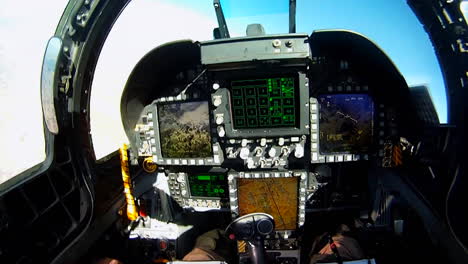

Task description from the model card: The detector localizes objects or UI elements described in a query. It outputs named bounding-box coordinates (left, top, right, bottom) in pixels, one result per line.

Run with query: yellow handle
left=119, top=144, right=139, bottom=221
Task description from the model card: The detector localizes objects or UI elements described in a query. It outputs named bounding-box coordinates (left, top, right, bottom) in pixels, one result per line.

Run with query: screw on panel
left=272, top=39, right=282, bottom=48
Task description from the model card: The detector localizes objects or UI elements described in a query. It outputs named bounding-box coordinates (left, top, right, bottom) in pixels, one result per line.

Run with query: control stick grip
left=248, top=239, right=266, bottom=264
left=225, top=213, right=274, bottom=264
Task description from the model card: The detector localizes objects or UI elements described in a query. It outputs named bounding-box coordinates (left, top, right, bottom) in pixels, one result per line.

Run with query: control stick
left=225, top=213, right=275, bottom=264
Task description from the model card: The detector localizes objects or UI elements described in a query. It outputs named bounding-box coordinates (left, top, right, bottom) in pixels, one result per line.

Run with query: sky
left=222, top=0, right=449, bottom=125
left=1, top=0, right=466, bottom=183
left=0, top=0, right=69, bottom=184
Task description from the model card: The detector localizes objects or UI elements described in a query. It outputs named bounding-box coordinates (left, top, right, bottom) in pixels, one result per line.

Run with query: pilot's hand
left=183, top=247, right=216, bottom=261
left=183, top=229, right=234, bottom=261
left=94, top=257, right=123, bottom=264
left=310, top=234, right=365, bottom=264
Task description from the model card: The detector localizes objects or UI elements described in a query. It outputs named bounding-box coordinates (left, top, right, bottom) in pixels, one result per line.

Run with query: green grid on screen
left=231, top=77, right=296, bottom=129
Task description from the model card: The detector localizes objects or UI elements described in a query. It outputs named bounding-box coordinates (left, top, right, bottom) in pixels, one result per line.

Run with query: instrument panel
left=128, top=32, right=408, bottom=235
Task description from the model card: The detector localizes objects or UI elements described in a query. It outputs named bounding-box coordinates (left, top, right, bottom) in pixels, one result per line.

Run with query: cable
left=179, top=68, right=207, bottom=95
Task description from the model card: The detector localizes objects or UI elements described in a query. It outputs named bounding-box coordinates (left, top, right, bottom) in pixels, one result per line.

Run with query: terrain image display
left=318, top=94, right=374, bottom=154
left=158, top=101, right=213, bottom=158
left=237, top=177, right=298, bottom=230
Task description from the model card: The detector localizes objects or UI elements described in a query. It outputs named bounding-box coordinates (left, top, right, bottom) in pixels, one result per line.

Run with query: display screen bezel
left=317, top=93, right=375, bottom=155
left=149, top=99, right=222, bottom=166
left=211, top=70, right=310, bottom=138
left=156, top=100, right=214, bottom=159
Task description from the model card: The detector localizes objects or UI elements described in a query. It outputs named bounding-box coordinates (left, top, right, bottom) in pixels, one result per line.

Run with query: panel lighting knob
left=247, top=159, right=256, bottom=169
left=294, top=144, right=304, bottom=158
left=215, top=115, right=224, bottom=125
left=268, top=147, right=277, bottom=158
left=213, top=96, right=222, bottom=107
left=177, top=175, right=185, bottom=183
left=239, top=147, right=250, bottom=160
left=217, top=126, right=226, bottom=137
left=241, top=139, right=248, bottom=147
left=278, top=137, right=285, bottom=146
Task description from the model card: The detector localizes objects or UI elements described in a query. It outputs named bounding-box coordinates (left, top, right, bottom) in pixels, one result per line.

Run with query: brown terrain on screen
left=237, top=177, right=298, bottom=230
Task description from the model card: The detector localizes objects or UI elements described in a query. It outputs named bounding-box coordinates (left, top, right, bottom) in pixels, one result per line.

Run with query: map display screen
left=188, top=174, right=228, bottom=198
left=318, top=94, right=374, bottom=154
left=158, top=101, right=213, bottom=158
left=237, top=177, right=298, bottom=230
left=230, top=76, right=298, bottom=129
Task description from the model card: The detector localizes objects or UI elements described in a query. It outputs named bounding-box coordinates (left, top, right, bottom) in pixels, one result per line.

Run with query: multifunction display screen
left=158, top=101, right=213, bottom=158
left=318, top=94, right=374, bottom=154
left=237, top=177, right=298, bottom=230
left=230, top=76, right=298, bottom=129
left=188, top=174, right=228, bottom=198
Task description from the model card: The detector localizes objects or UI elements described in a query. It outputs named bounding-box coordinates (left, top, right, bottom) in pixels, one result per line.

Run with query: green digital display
left=230, top=76, right=298, bottom=129
left=188, top=174, right=228, bottom=198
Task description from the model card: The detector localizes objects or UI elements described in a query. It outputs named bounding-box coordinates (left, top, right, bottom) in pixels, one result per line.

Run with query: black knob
left=257, top=219, right=274, bottom=235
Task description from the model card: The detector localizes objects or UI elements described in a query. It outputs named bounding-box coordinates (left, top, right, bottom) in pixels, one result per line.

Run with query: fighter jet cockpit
left=109, top=1, right=460, bottom=264
left=0, top=1, right=467, bottom=264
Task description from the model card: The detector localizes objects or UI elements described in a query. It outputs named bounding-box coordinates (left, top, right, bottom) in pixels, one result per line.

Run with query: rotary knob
left=213, top=96, right=222, bottom=107
left=215, top=115, right=224, bottom=124
left=294, top=144, right=304, bottom=158
left=247, top=159, right=256, bottom=169
left=239, top=147, right=250, bottom=160
left=268, top=147, right=277, bottom=158
left=217, top=126, right=226, bottom=137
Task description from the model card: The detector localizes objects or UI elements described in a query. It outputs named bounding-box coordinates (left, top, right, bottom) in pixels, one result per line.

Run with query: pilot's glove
left=309, top=225, right=365, bottom=264
left=310, top=234, right=365, bottom=264
left=93, top=257, right=124, bottom=264
left=183, top=229, right=234, bottom=261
